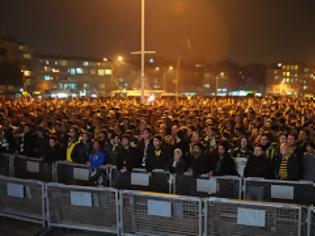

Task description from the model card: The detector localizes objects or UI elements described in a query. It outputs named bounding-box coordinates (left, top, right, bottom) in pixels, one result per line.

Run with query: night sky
left=1, top=0, right=315, bottom=65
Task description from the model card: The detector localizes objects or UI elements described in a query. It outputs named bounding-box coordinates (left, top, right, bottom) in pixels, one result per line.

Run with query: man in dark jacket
left=274, top=143, right=302, bottom=181
left=146, top=135, right=170, bottom=173
left=44, top=136, right=64, bottom=163
left=18, top=124, right=36, bottom=157
left=116, top=134, right=140, bottom=172
left=244, top=145, right=273, bottom=179
left=188, top=143, right=211, bottom=177
left=210, top=142, right=237, bottom=176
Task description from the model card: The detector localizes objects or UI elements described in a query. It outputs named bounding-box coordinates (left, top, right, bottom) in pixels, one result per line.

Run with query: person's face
left=280, top=144, right=289, bottom=156
left=49, top=139, right=56, bottom=148
left=306, top=145, right=314, bottom=154
left=298, top=131, right=306, bottom=141
left=82, top=133, right=89, bottom=142
left=193, top=145, right=201, bottom=156
left=191, top=131, right=199, bottom=143
left=253, top=146, right=263, bottom=157
left=287, top=135, right=296, bottom=146
left=240, top=138, right=248, bottom=149
left=153, top=138, right=161, bottom=148
left=260, top=136, right=268, bottom=146
left=279, top=135, right=287, bottom=144
left=68, top=128, right=77, bottom=138
left=142, top=130, right=151, bottom=140
left=218, top=145, right=225, bottom=156
left=122, top=137, right=130, bottom=147
left=171, top=126, right=178, bottom=136
left=93, top=141, right=100, bottom=150
left=24, top=126, right=30, bottom=133
left=174, top=149, right=181, bottom=161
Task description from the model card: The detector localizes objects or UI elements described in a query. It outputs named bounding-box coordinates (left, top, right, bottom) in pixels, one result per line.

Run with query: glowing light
left=169, top=66, right=174, bottom=71
left=155, top=67, right=160, bottom=71
left=148, top=94, right=155, bottom=103
left=117, top=56, right=124, bottom=62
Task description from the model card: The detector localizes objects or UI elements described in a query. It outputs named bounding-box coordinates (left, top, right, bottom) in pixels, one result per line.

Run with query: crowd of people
left=0, top=96, right=314, bottom=183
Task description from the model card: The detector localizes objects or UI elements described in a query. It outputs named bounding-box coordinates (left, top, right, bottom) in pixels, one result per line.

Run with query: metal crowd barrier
left=205, top=197, right=308, bottom=236
left=0, top=175, right=45, bottom=226
left=54, top=161, right=109, bottom=186
left=174, top=174, right=241, bottom=198
left=114, top=168, right=171, bottom=193
left=120, top=190, right=202, bottom=236
left=13, top=155, right=53, bottom=182
left=0, top=153, right=14, bottom=176
left=46, top=183, right=119, bottom=234
left=309, top=208, right=315, bottom=236
left=244, top=178, right=314, bottom=205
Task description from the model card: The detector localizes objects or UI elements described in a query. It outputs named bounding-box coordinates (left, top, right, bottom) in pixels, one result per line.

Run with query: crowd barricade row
left=13, top=155, right=53, bottom=182
left=46, top=183, right=119, bottom=234
left=174, top=174, right=241, bottom=199
left=54, top=161, right=110, bottom=186
left=204, top=197, right=308, bottom=236
left=0, top=175, right=45, bottom=227
left=119, top=190, right=202, bottom=236
left=309, top=208, right=315, bottom=236
left=244, top=177, right=315, bottom=205
left=0, top=153, right=14, bottom=177
left=114, top=168, right=172, bottom=194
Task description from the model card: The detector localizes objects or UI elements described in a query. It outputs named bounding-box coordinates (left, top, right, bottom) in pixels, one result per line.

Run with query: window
left=76, top=68, right=84, bottom=74
left=83, top=61, right=89, bottom=66
left=98, top=69, right=106, bottom=76
left=23, top=53, right=32, bottom=59
left=60, top=60, right=68, bottom=66
left=105, top=69, right=112, bottom=75
left=43, top=75, right=53, bottom=81
left=68, top=68, right=76, bottom=75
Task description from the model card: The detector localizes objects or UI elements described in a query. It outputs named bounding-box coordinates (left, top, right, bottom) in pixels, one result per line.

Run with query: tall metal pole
left=141, top=0, right=145, bottom=103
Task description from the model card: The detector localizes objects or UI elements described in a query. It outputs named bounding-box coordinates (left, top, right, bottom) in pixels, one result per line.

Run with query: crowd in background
left=0, top=96, right=314, bottom=183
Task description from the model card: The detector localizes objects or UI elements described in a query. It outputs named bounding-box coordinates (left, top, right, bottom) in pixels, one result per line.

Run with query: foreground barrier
left=13, top=155, right=53, bottom=182
left=0, top=153, right=13, bottom=176
left=205, top=197, right=308, bottom=236
left=174, top=175, right=241, bottom=198
left=120, top=190, right=202, bottom=236
left=46, top=183, right=119, bottom=234
left=0, top=175, right=45, bottom=226
left=309, top=208, right=315, bottom=236
left=114, top=168, right=171, bottom=193
left=244, top=178, right=314, bottom=205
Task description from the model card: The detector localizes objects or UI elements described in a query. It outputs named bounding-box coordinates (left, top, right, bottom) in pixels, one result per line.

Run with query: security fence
left=14, top=155, right=53, bottom=182
left=46, top=183, right=119, bottom=234
left=205, top=197, right=308, bottom=236
left=244, top=178, right=314, bottom=205
left=0, top=153, right=13, bottom=176
left=0, top=175, right=45, bottom=226
left=309, top=208, right=315, bottom=236
left=120, top=190, right=202, bottom=236
left=174, top=175, right=241, bottom=198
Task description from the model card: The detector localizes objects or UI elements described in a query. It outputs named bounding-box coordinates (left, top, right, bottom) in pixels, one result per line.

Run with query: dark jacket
left=244, top=155, right=273, bottom=179
left=210, top=153, right=238, bottom=176
left=71, top=141, right=90, bottom=164
left=116, top=146, right=140, bottom=171
left=19, top=132, right=36, bottom=157
left=169, top=158, right=187, bottom=175
left=146, top=146, right=170, bottom=172
left=188, top=153, right=211, bottom=176
left=274, top=153, right=302, bottom=181
left=44, top=144, right=64, bottom=163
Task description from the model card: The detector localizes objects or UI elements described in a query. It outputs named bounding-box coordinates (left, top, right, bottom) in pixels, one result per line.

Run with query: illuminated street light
left=117, top=56, right=124, bottom=62
left=103, top=57, right=108, bottom=62
left=155, top=67, right=160, bottom=71
left=169, top=66, right=174, bottom=71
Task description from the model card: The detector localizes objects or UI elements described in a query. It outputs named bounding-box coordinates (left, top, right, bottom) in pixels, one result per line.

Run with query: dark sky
left=1, top=0, right=315, bottom=65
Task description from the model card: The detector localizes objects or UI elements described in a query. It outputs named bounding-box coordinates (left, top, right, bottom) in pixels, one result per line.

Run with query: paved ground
left=0, top=217, right=116, bottom=236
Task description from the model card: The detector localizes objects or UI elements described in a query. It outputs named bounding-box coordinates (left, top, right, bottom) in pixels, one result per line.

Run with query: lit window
left=303, top=85, right=308, bottom=90
left=60, top=60, right=68, bottom=66
left=68, top=68, right=76, bottom=75
left=105, top=69, right=112, bottom=75
left=286, top=72, right=290, bottom=76
left=76, top=68, right=84, bottom=74
left=282, top=72, right=286, bottom=76
left=286, top=78, right=290, bottom=83
left=204, top=84, right=210, bottom=88
left=52, top=68, right=60, bottom=73
left=43, top=75, right=53, bottom=81
left=91, top=69, right=96, bottom=75
left=295, top=65, right=298, bottom=70
left=24, top=70, right=31, bottom=76
left=23, top=54, right=32, bottom=59
left=98, top=69, right=106, bottom=76
left=44, top=66, right=51, bottom=72
left=83, top=61, right=89, bottom=66
left=99, top=84, right=106, bottom=89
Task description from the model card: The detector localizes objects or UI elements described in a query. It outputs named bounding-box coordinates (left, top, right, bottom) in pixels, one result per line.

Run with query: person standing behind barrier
left=18, top=124, right=36, bottom=157
left=44, top=136, right=64, bottom=163
left=146, top=135, right=170, bottom=174
left=302, top=142, right=315, bottom=182
left=244, top=145, right=273, bottom=179
left=137, top=128, right=153, bottom=168
left=209, top=142, right=237, bottom=176
left=274, top=143, right=302, bottom=181
left=66, top=126, right=81, bottom=163
left=187, top=143, right=211, bottom=177
left=169, top=148, right=187, bottom=175
left=260, top=133, right=278, bottom=163
left=73, top=130, right=91, bottom=164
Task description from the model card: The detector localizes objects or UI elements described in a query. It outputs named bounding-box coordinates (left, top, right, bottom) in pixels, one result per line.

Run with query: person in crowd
left=73, top=130, right=92, bottom=164
left=87, top=140, right=106, bottom=169
left=18, top=123, right=36, bottom=157
left=146, top=135, right=170, bottom=173
left=302, top=141, right=315, bottom=182
left=116, top=134, right=140, bottom=172
left=66, top=126, right=82, bottom=163
left=287, top=133, right=304, bottom=158
left=209, top=142, right=237, bottom=176
left=187, top=143, right=211, bottom=177
left=34, top=127, right=49, bottom=159
left=274, top=143, right=302, bottom=181
left=137, top=127, right=153, bottom=168
left=232, top=136, right=252, bottom=158
left=169, top=148, right=187, bottom=175
left=44, top=136, right=64, bottom=163
left=244, top=145, right=273, bottom=179
left=260, top=132, right=278, bottom=162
